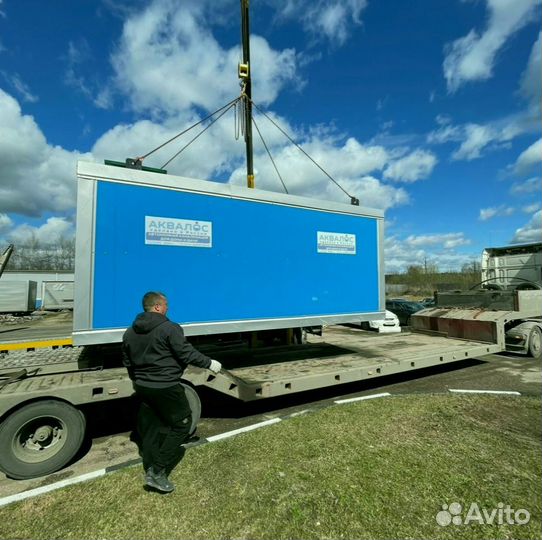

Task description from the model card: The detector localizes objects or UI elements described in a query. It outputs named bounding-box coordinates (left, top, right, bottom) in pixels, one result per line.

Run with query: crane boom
left=0, top=244, right=14, bottom=279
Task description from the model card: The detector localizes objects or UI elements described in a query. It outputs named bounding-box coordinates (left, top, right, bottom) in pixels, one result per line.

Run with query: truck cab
left=481, top=242, right=542, bottom=290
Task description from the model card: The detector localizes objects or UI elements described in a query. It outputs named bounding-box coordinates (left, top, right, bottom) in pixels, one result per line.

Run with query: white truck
left=481, top=242, right=542, bottom=290
left=477, top=242, right=542, bottom=360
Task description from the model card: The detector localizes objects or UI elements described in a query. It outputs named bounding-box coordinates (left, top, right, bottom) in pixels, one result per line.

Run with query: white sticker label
left=145, top=216, right=212, bottom=248
left=317, top=231, right=356, bottom=255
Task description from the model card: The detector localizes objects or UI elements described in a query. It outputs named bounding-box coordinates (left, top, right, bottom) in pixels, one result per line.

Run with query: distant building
left=2, top=271, right=74, bottom=306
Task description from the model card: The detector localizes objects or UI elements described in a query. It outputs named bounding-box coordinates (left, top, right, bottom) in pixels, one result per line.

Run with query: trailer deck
left=187, top=327, right=502, bottom=400
left=1, top=325, right=502, bottom=409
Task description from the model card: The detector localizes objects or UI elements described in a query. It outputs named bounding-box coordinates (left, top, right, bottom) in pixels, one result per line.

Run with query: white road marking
left=449, top=389, right=521, bottom=395
left=287, top=409, right=310, bottom=418
left=0, top=418, right=282, bottom=508
left=334, top=392, right=391, bottom=404
left=0, top=469, right=105, bottom=508
left=0, top=386, right=525, bottom=508
left=206, top=418, right=282, bottom=442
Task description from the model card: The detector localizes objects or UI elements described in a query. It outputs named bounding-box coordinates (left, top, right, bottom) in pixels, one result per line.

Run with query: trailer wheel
left=528, top=327, right=542, bottom=361
left=181, top=383, right=201, bottom=435
left=0, top=400, right=86, bottom=480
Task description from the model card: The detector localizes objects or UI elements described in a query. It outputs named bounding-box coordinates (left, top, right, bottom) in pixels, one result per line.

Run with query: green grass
left=0, top=394, right=540, bottom=540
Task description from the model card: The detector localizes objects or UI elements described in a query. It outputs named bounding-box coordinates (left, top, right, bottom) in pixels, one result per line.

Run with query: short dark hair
left=142, top=291, right=166, bottom=312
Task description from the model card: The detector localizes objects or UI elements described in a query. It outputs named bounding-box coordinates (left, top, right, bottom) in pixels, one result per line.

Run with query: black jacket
left=122, top=312, right=212, bottom=388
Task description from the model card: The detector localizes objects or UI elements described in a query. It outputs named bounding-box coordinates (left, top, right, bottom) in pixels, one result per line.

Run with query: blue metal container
left=74, top=162, right=384, bottom=345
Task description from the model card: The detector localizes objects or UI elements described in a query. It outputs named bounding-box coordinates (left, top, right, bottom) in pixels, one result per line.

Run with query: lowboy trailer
left=1, top=162, right=540, bottom=480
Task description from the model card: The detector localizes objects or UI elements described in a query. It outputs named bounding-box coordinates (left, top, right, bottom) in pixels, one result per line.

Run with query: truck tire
left=0, top=400, right=86, bottom=480
left=181, top=382, right=201, bottom=435
left=528, top=327, right=542, bottom=361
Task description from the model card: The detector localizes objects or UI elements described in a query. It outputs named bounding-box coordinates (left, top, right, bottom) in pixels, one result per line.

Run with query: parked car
left=385, top=299, right=425, bottom=326
left=361, top=310, right=401, bottom=333
left=420, top=297, right=436, bottom=307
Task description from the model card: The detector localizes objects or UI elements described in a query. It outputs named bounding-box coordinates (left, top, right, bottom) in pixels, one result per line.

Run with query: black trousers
left=134, top=383, right=192, bottom=474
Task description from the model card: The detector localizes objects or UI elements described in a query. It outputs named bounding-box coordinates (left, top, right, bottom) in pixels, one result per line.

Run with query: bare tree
left=461, top=261, right=481, bottom=273
left=7, top=237, right=75, bottom=271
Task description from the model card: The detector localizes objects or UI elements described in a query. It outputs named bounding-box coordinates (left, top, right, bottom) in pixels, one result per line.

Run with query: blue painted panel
left=92, top=181, right=380, bottom=329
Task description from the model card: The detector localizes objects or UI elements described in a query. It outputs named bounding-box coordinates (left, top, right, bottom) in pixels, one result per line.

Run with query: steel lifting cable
left=239, top=91, right=247, bottom=138
left=234, top=101, right=240, bottom=140
left=137, top=96, right=241, bottom=162
left=160, top=99, right=240, bottom=170
left=252, top=115, right=288, bottom=194
left=234, top=98, right=247, bottom=140
left=250, top=98, right=359, bottom=205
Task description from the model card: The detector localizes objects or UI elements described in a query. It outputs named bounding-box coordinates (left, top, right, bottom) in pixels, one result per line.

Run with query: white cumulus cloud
left=443, top=0, right=541, bottom=92
left=276, top=0, right=368, bottom=45
left=522, top=202, right=541, bottom=213
left=479, top=205, right=516, bottom=221
left=452, top=123, right=496, bottom=160
left=428, top=110, right=539, bottom=161
left=92, top=112, right=247, bottom=180
left=91, top=107, right=409, bottom=211
left=228, top=131, right=407, bottom=210
left=7, top=217, right=75, bottom=245
left=511, top=210, right=542, bottom=243
left=430, top=27, right=541, bottom=162
left=426, top=123, right=462, bottom=145
left=323, top=175, right=409, bottom=210
left=0, top=213, right=13, bottom=235
left=383, top=149, right=437, bottom=182
left=110, top=0, right=299, bottom=117
left=510, top=177, right=541, bottom=195
left=384, top=234, right=475, bottom=273
left=513, top=137, right=542, bottom=174
left=1, top=72, right=39, bottom=103
left=519, top=31, right=541, bottom=106
left=0, top=89, right=91, bottom=217
left=405, top=233, right=471, bottom=249
left=304, top=0, right=367, bottom=45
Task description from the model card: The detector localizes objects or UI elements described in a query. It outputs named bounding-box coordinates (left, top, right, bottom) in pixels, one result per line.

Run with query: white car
left=362, top=310, right=401, bottom=333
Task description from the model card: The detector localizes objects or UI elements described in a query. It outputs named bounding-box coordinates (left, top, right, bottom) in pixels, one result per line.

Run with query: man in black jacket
left=122, top=291, right=221, bottom=493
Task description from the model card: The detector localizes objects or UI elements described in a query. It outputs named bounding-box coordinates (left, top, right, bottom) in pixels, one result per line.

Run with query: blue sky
left=0, top=0, right=540, bottom=272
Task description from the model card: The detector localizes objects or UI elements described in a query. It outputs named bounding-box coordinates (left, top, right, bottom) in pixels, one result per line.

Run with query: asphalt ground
left=0, top=328, right=539, bottom=500
left=0, top=311, right=72, bottom=342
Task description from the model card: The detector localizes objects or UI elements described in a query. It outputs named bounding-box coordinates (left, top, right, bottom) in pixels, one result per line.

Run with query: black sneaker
left=145, top=467, right=175, bottom=493
left=182, top=435, right=201, bottom=448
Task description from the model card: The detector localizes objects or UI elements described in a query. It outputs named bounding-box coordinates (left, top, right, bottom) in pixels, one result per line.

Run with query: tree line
left=386, top=262, right=482, bottom=295
left=4, top=238, right=75, bottom=272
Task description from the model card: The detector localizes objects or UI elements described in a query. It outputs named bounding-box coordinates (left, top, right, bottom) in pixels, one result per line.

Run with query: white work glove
left=209, top=359, right=222, bottom=374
